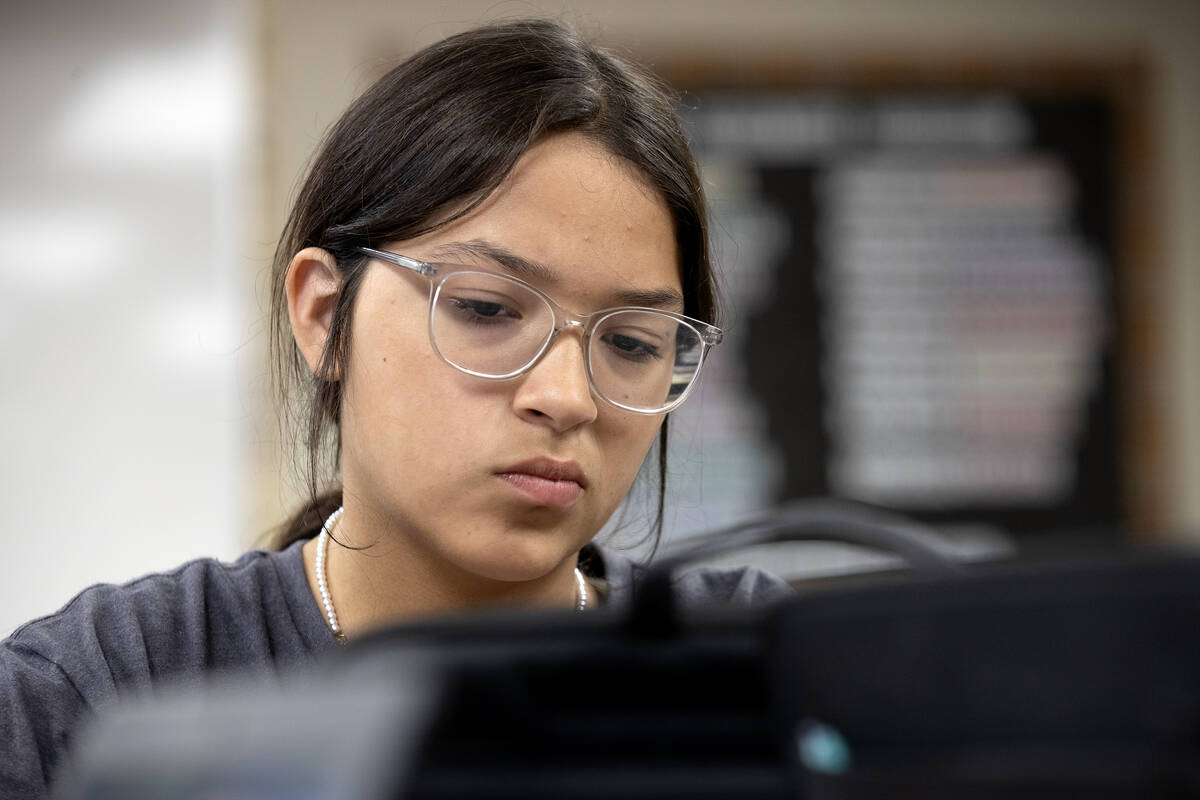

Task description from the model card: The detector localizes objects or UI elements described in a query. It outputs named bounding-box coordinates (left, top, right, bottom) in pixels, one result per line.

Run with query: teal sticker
left=796, top=719, right=852, bottom=775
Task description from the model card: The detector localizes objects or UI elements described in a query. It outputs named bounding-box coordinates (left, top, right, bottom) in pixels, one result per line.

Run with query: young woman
left=0, top=19, right=789, bottom=794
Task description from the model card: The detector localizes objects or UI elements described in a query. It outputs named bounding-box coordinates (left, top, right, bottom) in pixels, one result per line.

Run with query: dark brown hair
left=269, top=18, right=716, bottom=551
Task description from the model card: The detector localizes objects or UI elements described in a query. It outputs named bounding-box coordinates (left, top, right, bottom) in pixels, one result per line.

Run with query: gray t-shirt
left=0, top=539, right=790, bottom=796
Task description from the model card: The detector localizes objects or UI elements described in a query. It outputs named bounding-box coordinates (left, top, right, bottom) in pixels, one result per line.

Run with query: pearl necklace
left=316, top=506, right=588, bottom=644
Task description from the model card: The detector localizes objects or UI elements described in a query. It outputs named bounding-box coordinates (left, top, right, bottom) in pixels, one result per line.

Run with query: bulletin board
left=655, top=55, right=1160, bottom=542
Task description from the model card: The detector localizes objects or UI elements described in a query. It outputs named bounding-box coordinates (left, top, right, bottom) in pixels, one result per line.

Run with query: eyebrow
left=428, top=239, right=685, bottom=311
left=430, top=240, right=556, bottom=282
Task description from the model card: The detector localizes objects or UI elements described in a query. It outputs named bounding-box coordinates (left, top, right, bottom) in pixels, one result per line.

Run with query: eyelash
left=448, top=297, right=521, bottom=326
left=602, top=332, right=662, bottom=362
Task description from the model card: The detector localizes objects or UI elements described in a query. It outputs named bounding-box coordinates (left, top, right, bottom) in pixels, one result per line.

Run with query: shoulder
left=5, top=542, right=324, bottom=701
left=586, top=543, right=793, bottom=609
left=0, top=542, right=328, bottom=795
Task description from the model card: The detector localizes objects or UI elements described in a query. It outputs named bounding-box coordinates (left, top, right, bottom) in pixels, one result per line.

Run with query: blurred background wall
left=2, top=0, right=1197, bottom=636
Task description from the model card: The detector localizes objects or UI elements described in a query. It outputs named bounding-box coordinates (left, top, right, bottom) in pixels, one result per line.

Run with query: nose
left=512, top=328, right=598, bottom=432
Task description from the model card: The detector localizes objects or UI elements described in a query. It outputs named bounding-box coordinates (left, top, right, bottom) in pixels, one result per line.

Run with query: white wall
left=0, top=0, right=260, bottom=636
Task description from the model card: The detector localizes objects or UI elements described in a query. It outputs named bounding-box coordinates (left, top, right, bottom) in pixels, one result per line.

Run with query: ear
left=285, top=247, right=342, bottom=377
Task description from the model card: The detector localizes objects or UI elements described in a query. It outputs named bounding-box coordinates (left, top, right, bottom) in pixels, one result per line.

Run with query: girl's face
left=339, top=133, right=681, bottom=583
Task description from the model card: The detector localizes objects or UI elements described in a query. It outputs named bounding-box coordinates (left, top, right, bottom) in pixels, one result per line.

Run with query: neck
left=305, top=502, right=585, bottom=638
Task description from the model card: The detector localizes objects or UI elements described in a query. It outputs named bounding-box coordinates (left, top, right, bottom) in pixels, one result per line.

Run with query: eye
left=600, top=331, right=662, bottom=362
left=445, top=296, right=522, bottom=326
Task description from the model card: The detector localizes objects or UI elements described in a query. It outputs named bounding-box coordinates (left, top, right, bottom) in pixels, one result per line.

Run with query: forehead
left=399, top=134, right=682, bottom=311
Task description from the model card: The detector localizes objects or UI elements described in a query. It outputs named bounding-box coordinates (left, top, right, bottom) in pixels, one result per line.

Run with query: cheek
left=342, top=296, right=438, bottom=456
left=343, top=307, right=500, bottom=479
left=598, top=415, right=664, bottom=498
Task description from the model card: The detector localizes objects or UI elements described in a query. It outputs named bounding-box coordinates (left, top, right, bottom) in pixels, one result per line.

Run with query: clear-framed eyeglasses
left=359, top=247, right=723, bottom=415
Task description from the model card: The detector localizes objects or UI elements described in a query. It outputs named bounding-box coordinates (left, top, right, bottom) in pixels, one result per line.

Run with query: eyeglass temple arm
left=359, top=247, right=438, bottom=277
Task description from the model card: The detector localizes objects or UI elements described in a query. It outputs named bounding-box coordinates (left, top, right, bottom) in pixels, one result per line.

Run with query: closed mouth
left=497, top=457, right=587, bottom=488
left=496, top=458, right=587, bottom=509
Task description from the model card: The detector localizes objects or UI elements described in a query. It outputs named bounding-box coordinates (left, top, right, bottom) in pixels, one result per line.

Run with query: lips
left=496, top=457, right=586, bottom=509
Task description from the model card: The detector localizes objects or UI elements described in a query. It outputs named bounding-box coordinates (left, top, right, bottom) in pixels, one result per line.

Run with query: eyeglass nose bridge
left=531, top=314, right=591, bottom=374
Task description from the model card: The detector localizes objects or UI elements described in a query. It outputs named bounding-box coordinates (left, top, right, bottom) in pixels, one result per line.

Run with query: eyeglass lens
left=431, top=272, right=704, bottom=411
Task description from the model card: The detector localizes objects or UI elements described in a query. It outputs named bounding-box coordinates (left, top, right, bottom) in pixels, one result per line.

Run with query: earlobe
left=285, top=247, right=342, bottom=377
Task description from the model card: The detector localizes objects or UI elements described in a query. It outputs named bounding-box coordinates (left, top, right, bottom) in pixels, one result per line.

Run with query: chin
left=457, top=532, right=582, bottom=585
